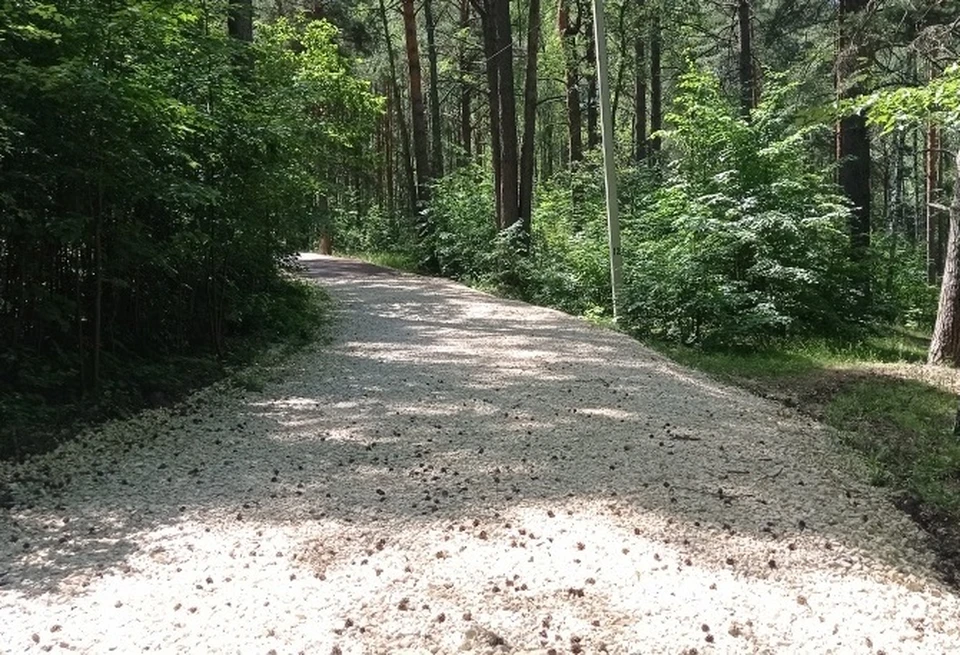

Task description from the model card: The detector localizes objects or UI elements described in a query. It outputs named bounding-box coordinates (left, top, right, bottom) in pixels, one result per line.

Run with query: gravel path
left=2, top=254, right=958, bottom=655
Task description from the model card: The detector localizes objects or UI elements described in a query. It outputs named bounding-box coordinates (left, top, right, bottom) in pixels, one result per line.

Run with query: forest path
left=1, top=254, right=958, bottom=654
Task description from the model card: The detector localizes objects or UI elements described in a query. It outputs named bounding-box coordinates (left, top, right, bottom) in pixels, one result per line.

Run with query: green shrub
left=621, top=69, right=857, bottom=346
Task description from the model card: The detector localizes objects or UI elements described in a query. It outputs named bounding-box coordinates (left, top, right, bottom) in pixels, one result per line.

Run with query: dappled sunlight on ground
left=0, top=254, right=957, bottom=653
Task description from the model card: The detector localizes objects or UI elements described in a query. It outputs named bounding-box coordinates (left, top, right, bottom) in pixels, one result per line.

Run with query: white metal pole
left=590, top=0, right=623, bottom=320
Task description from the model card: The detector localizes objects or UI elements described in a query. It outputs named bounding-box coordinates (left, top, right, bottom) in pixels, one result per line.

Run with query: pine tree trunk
left=480, top=3, right=503, bottom=225
left=401, top=0, right=432, bottom=204
left=926, top=123, right=943, bottom=282
left=737, top=0, right=754, bottom=117
left=558, top=0, right=582, bottom=163
left=384, top=83, right=396, bottom=219
left=519, top=0, right=541, bottom=235
left=610, top=0, right=629, bottom=126
left=228, top=0, right=254, bottom=42
left=378, top=0, right=416, bottom=217
left=585, top=20, right=599, bottom=149
left=633, top=8, right=646, bottom=162
left=424, top=0, right=444, bottom=178
left=492, top=0, right=519, bottom=229
left=459, top=0, right=473, bottom=164
left=837, top=0, right=871, bottom=258
left=928, top=150, right=960, bottom=367
left=649, top=14, right=662, bottom=154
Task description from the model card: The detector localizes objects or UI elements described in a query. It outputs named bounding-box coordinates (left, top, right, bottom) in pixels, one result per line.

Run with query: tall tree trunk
left=519, top=0, right=541, bottom=234
left=610, top=0, right=629, bottom=126
left=928, top=150, right=960, bottom=366
left=649, top=13, right=662, bottom=154
left=384, top=83, right=396, bottom=219
left=479, top=3, right=503, bottom=225
left=558, top=0, right=582, bottom=163
left=92, top=185, right=103, bottom=389
left=892, top=130, right=908, bottom=243
left=837, top=0, right=871, bottom=258
left=633, top=4, right=646, bottom=162
left=424, top=0, right=444, bottom=178
left=401, top=0, right=432, bottom=204
left=737, top=0, right=754, bottom=117
left=459, top=0, right=473, bottom=163
left=378, top=0, right=416, bottom=217
left=228, top=0, right=254, bottom=42
left=926, top=123, right=943, bottom=282
left=585, top=15, right=599, bottom=149
left=492, top=0, right=519, bottom=229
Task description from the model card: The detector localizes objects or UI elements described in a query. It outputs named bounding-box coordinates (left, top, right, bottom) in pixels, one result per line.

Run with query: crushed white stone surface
left=1, top=254, right=958, bottom=655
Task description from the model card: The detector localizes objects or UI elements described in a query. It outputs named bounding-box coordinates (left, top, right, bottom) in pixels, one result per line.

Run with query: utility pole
left=591, top=0, right=623, bottom=318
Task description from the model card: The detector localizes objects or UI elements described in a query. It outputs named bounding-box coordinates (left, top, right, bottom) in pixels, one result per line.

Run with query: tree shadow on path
left=0, top=255, right=955, bottom=653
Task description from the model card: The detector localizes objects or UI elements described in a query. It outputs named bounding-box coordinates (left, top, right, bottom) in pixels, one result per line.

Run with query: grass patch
left=658, top=330, right=931, bottom=380
left=348, top=250, right=421, bottom=273
left=658, top=331, right=960, bottom=572
left=0, top=277, right=332, bottom=462
left=659, top=331, right=960, bottom=582
left=824, top=377, right=960, bottom=508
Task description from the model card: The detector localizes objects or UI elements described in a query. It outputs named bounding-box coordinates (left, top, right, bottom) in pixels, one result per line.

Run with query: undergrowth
left=0, top=278, right=332, bottom=462
left=665, top=334, right=960, bottom=521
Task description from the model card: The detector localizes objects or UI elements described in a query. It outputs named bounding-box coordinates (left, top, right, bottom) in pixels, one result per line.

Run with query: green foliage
left=0, top=1, right=376, bottom=455
left=863, top=63, right=960, bottom=132
left=827, top=377, right=960, bottom=512
left=421, top=165, right=499, bottom=281
left=354, top=69, right=862, bottom=347
left=623, top=69, right=857, bottom=345
left=869, top=234, right=940, bottom=328
left=524, top=161, right=618, bottom=315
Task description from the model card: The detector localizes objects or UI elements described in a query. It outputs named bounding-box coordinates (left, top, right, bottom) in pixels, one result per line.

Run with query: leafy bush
left=0, top=3, right=374, bottom=455
left=621, top=69, right=857, bottom=346
left=0, top=4, right=376, bottom=391
left=421, top=165, right=499, bottom=281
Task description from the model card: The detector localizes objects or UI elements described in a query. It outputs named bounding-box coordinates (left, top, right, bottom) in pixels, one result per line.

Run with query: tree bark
left=633, top=5, right=646, bottom=162
left=459, top=0, right=473, bottom=163
left=585, top=16, right=599, bottom=149
left=926, top=123, right=943, bottom=282
left=384, top=82, right=396, bottom=219
left=519, top=0, right=541, bottom=234
left=479, top=2, right=503, bottom=225
left=228, top=0, right=254, bottom=42
left=378, top=0, right=416, bottom=217
left=424, top=0, right=444, bottom=178
left=492, top=0, right=519, bottom=229
left=610, top=0, right=629, bottom=127
left=737, top=0, right=754, bottom=117
left=401, top=0, right=432, bottom=204
left=837, top=0, right=871, bottom=257
left=649, top=13, right=662, bottom=154
left=558, top=0, right=582, bottom=163
left=928, top=150, right=960, bottom=367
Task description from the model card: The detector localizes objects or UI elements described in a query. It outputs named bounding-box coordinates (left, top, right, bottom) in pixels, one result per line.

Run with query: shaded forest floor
left=0, top=278, right=331, bottom=465
left=663, top=336, right=960, bottom=587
